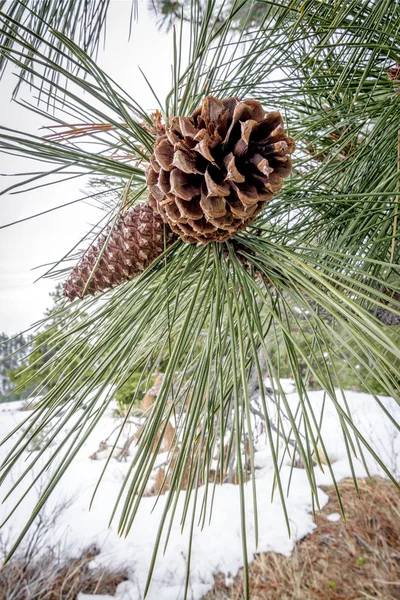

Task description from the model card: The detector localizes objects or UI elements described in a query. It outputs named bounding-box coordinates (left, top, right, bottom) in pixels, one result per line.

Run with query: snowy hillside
left=0, top=386, right=399, bottom=600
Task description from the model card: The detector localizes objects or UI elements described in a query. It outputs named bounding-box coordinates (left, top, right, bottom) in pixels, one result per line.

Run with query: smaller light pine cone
left=63, top=203, right=176, bottom=300
left=146, top=95, right=295, bottom=244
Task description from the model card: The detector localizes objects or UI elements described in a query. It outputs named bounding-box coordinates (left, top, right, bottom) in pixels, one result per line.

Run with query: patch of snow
left=263, top=377, right=296, bottom=394
left=78, top=596, right=116, bottom=600
left=327, top=513, right=341, bottom=522
left=0, top=387, right=399, bottom=600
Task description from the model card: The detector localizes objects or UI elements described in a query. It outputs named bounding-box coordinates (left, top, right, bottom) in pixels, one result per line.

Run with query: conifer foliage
left=0, top=2, right=400, bottom=599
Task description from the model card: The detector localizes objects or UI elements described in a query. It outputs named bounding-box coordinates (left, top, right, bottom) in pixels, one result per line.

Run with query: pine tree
left=0, top=2, right=400, bottom=598
left=8, top=285, right=93, bottom=395
left=0, top=332, right=31, bottom=401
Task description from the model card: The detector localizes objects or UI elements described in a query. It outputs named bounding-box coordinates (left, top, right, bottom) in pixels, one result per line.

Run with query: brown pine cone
left=146, top=95, right=295, bottom=244
left=63, top=203, right=176, bottom=300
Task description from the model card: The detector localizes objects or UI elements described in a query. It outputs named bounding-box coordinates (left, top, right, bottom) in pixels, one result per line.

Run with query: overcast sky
left=0, top=0, right=182, bottom=335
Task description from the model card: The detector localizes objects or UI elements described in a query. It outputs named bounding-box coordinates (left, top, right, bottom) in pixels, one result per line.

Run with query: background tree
left=8, top=285, right=93, bottom=398
left=148, top=0, right=275, bottom=31
left=0, top=332, right=31, bottom=402
left=0, top=2, right=399, bottom=599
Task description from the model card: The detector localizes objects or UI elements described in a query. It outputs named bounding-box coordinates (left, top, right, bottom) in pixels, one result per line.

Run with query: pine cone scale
left=200, top=193, right=226, bottom=219
left=154, top=137, right=174, bottom=170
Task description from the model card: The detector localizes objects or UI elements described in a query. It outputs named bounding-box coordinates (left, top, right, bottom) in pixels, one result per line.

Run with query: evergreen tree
left=8, top=285, right=92, bottom=398
left=0, top=332, right=31, bottom=401
left=0, top=2, right=399, bottom=597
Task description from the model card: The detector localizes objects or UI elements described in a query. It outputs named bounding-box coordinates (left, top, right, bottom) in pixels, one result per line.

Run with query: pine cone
left=146, top=95, right=295, bottom=244
left=63, top=203, right=176, bottom=300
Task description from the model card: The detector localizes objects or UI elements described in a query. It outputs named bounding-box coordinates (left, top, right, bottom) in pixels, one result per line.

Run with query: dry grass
left=0, top=545, right=128, bottom=600
left=204, top=478, right=400, bottom=600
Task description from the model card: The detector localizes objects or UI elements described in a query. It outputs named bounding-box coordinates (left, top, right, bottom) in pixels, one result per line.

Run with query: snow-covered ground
left=0, top=385, right=399, bottom=600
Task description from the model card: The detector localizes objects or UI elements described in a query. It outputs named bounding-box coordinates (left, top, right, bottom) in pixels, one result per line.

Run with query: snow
left=0, top=387, right=399, bottom=600
left=327, top=512, right=341, bottom=522
left=264, top=377, right=296, bottom=395
left=79, top=596, right=115, bottom=600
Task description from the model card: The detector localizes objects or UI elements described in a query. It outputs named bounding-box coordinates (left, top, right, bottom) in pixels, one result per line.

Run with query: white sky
left=0, top=0, right=180, bottom=335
